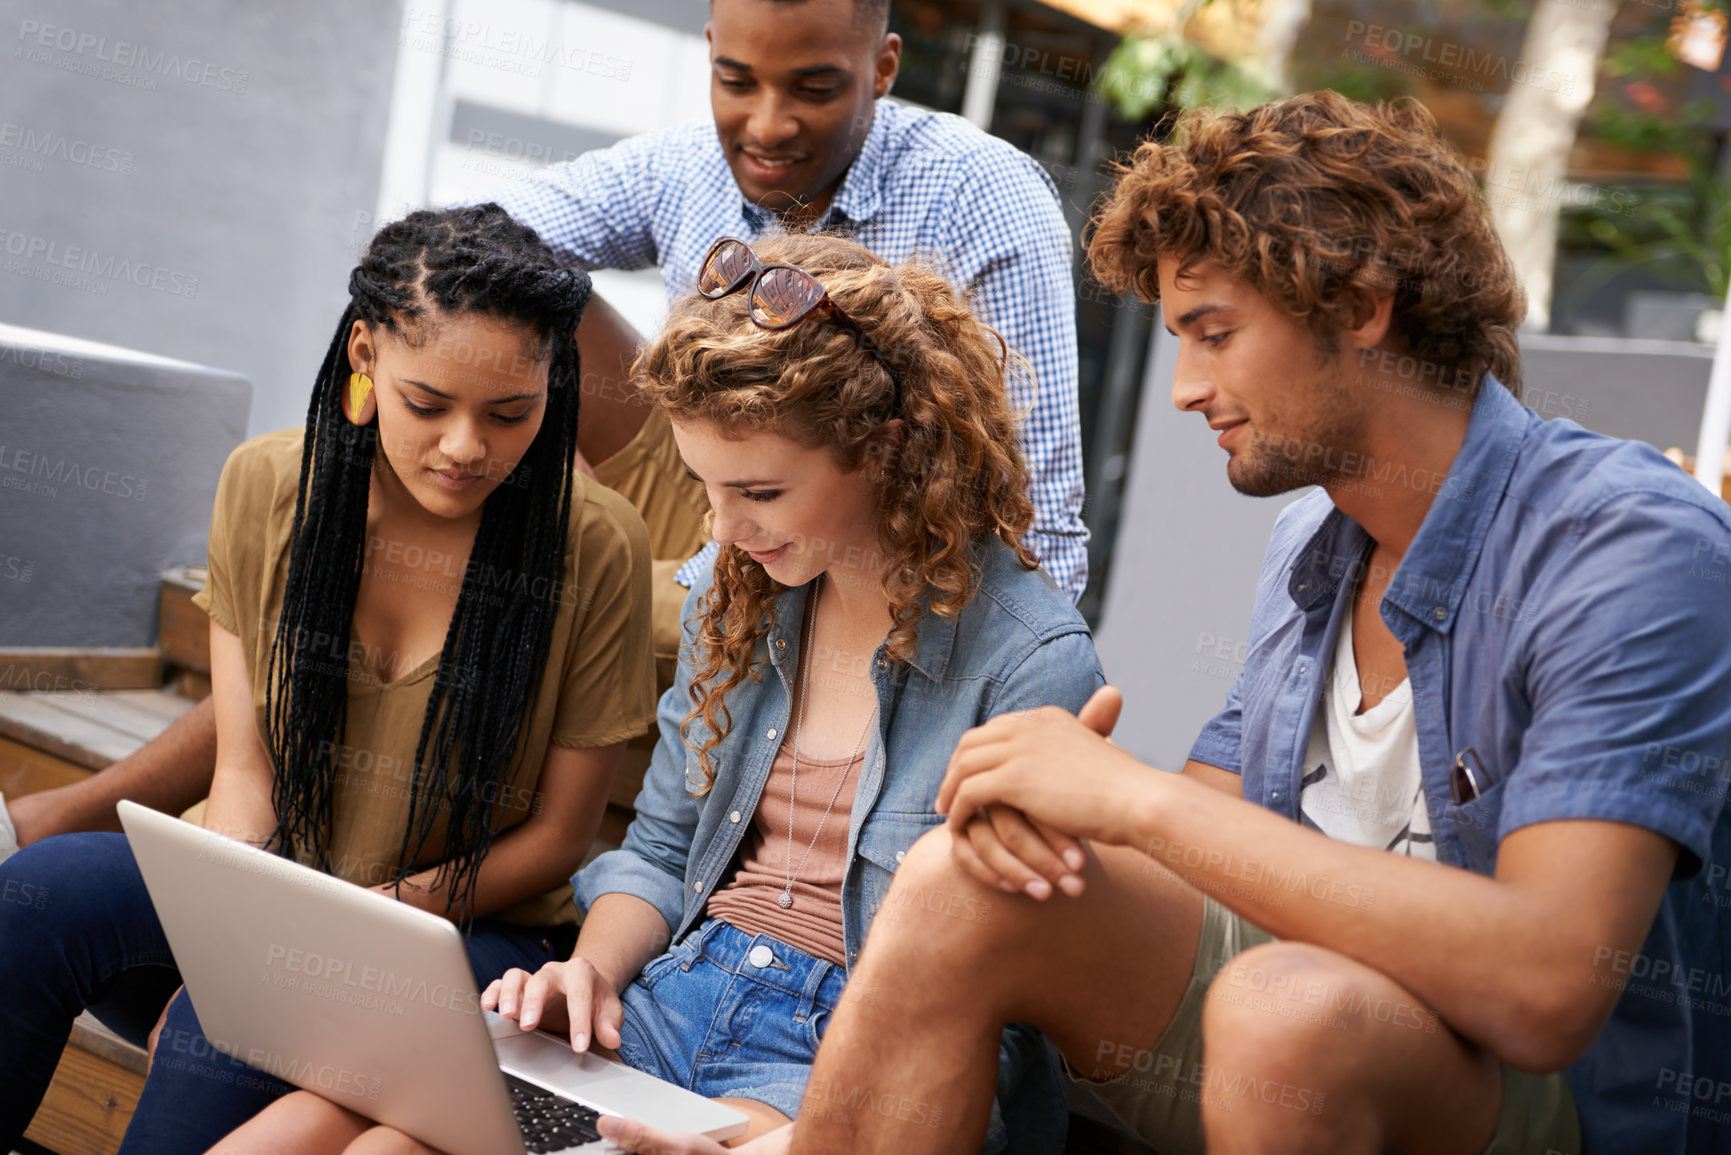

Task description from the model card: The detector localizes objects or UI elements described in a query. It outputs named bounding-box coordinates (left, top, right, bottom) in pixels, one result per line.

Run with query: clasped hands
left=939, top=684, right=1149, bottom=900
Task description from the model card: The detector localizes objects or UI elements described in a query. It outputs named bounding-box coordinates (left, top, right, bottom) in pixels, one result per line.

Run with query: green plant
left=1095, top=0, right=1276, bottom=121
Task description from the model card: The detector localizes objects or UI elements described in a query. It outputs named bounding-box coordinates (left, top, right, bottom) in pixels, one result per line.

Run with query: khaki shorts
left=1063, top=897, right=1582, bottom=1155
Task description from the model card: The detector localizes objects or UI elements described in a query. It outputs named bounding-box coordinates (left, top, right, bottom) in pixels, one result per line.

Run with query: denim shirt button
left=774, top=637, right=786, bottom=651
left=766, top=727, right=778, bottom=740
left=895, top=850, right=905, bottom=864
left=693, top=880, right=702, bottom=891
left=1432, top=606, right=1447, bottom=622
left=729, top=810, right=742, bottom=823
left=876, top=657, right=888, bottom=670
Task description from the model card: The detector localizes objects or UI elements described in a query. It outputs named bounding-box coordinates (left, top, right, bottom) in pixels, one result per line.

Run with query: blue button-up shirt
left=1190, top=380, right=1731, bottom=1152
left=476, top=98, right=1089, bottom=602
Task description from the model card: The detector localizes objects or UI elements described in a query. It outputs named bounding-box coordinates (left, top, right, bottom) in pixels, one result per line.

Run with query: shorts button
left=748, top=944, right=775, bottom=968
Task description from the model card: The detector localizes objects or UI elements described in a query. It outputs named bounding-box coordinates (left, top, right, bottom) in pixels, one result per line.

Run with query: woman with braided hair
left=214, top=233, right=1103, bottom=1154
left=0, top=204, right=656, bottom=1150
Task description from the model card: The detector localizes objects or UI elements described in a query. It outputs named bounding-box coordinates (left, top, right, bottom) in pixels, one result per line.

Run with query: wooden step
left=158, top=567, right=211, bottom=700
left=23, top=1014, right=146, bottom=1155
left=0, top=649, right=162, bottom=695
left=0, top=688, right=195, bottom=799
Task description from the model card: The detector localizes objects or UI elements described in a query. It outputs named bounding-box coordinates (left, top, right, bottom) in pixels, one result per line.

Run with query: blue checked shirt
left=474, top=98, right=1089, bottom=601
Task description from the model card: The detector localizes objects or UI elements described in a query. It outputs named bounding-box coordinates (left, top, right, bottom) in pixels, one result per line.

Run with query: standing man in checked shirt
left=487, top=0, right=1089, bottom=625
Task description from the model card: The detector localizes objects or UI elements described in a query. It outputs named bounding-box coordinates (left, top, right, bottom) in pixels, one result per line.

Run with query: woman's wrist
left=572, top=947, right=632, bottom=995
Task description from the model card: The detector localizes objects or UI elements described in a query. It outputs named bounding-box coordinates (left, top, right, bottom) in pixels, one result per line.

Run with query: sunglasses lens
left=700, top=240, right=754, bottom=296
left=752, top=267, right=824, bottom=327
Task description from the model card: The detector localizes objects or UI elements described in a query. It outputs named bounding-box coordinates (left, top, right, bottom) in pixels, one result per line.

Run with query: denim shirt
left=577, top=533, right=1103, bottom=965
left=1191, top=379, right=1731, bottom=1153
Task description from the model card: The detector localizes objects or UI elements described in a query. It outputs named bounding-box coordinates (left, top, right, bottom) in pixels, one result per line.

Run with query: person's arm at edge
left=8, top=695, right=217, bottom=844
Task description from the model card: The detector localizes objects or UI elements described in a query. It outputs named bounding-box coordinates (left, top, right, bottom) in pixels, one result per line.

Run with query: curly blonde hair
left=635, top=233, right=1037, bottom=793
left=1089, top=91, right=1525, bottom=393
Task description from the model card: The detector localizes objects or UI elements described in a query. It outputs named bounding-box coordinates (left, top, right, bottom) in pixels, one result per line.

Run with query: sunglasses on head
left=697, top=237, right=904, bottom=412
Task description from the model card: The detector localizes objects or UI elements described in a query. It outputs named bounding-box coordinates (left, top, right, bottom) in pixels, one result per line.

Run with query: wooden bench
left=22, top=1015, right=148, bottom=1155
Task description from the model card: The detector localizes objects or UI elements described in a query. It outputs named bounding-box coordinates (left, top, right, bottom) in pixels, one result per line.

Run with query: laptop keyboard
left=505, top=1073, right=605, bottom=1152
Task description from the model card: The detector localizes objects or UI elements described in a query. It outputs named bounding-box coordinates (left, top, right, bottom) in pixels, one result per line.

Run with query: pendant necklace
left=779, top=573, right=877, bottom=910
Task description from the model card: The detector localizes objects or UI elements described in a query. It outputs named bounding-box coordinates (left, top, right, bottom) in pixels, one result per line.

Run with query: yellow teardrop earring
left=341, top=371, right=377, bottom=426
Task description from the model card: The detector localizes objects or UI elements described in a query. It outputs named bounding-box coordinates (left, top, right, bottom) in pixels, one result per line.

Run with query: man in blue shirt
left=594, top=92, right=1731, bottom=1155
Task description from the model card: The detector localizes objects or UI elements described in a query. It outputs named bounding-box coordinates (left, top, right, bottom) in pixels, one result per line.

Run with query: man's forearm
left=10, top=694, right=218, bottom=844
left=573, top=293, right=649, bottom=466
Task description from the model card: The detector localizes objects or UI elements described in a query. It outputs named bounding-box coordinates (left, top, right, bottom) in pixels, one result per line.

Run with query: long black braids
left=264, top=203, right=591, bottom=922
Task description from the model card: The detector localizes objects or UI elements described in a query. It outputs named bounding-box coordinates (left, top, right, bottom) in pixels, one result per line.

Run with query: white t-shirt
left=1299, top=611, right=1436, bottom=859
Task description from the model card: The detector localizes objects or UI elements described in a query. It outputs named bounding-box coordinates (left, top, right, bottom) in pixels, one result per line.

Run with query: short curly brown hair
left=1088, top=90, right=1525, bottom=393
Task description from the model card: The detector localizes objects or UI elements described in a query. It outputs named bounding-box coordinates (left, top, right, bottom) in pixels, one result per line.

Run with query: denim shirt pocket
left=856, top=810, right=947, bottom=930
left=1441, top=777, right=1506, bottom=874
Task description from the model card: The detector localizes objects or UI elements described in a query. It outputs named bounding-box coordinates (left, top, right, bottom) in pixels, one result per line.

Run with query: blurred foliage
left=1094, top=0, right=1277, bottom=121
left=1565, top=148, right=1731, bottom=299
left=1309, top=58, right=1419, bottom=105
left=1568, top=3, right=1730, bottom=300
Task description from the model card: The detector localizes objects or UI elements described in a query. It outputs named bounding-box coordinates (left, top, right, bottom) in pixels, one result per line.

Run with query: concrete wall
left=0, top=0, right=404, bottom=439
left=1097, top=333, right=1717, bottom=772
left=0, top=324, right=250, bottom=647
left=1094, top=331, right=1302, bottom=771
left=1519, top=335, right=1715, bottom=454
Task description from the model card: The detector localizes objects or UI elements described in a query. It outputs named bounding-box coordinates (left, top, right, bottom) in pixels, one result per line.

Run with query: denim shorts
left=615, top=918, right=848, bottom=1121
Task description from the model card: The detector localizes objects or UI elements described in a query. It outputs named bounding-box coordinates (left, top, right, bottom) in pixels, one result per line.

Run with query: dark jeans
left=0, top=831, right=576, bottom=1153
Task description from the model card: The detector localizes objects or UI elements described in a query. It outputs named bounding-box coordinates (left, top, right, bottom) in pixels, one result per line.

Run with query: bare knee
left=851, top=824, right=1039, bottom=1008
left=870, top=825, right=1022, bottom=952
left=1203, top=942, right=1389, bottom=1081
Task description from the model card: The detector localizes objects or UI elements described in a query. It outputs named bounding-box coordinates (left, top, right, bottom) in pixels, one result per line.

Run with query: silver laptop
left=119, top=800, right=748, bottom=1154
